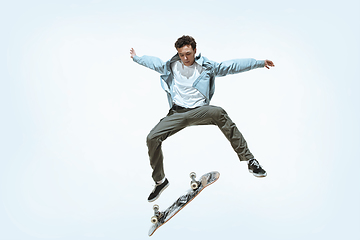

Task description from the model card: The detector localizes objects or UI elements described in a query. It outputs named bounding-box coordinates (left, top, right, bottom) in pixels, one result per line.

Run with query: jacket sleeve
left=213, top=58, right=265, bottom=77
left=132, top=55, right=167, bottom=74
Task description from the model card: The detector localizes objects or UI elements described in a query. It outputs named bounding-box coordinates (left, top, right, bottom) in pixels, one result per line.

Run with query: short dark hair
left=174, top=35, right=196, bottom=50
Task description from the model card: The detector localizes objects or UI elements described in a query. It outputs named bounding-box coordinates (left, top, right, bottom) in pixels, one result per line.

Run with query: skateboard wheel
left=189, top=172, right=196, bottom=178
left=153, top=204, right=159, bottom=211
left=191, top=181, right=198, bottom=190
left=151, top=216, right=158, bottom=224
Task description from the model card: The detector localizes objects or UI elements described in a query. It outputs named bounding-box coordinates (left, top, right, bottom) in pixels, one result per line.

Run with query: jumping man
left=130, top=35, right=275, bottom=202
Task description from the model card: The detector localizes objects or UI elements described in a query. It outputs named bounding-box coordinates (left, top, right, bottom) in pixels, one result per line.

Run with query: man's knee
left=146, top=132, right=160, bottom=147
left=146, top=132, right=154, bottom=145
left=209, top=106, right=227, bottom=119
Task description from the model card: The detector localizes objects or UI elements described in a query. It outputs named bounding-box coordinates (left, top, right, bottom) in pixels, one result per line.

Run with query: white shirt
left=171, top=60, right=206, bottom=108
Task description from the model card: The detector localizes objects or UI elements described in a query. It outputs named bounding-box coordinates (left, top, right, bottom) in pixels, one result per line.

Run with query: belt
left=171, top=103, right=188, bottom=111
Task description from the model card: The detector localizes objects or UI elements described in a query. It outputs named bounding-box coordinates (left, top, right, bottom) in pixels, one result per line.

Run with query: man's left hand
left=264, top=60, right=275, bottom=69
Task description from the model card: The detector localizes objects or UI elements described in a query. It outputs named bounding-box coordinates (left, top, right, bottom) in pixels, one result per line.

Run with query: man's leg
left=186, top=105, right=266, bottom=177
left=147, top=109, right=192, bottom=202
left=186, top=105, right=254, bottom=161
left=146, top=109, right=187, bottom=182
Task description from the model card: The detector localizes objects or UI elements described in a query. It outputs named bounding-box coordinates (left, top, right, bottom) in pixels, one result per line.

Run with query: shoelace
left=151, top=184, right=158, bottom=193
left=250, top=160, right=260, bottom=169
left=151, top=182, right=162, bottom=193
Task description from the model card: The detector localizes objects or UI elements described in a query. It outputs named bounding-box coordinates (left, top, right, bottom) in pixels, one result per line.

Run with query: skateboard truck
left=151, top=204, right=161, bottom=224
left=190, top=172, right=199, bottom=190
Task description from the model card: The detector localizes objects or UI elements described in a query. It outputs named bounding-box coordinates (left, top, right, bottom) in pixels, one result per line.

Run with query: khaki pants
left=147, top=105, right=254, bottom=182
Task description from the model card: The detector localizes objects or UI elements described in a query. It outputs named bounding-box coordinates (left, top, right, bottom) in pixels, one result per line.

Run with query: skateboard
left=148, top=171, right=220, bottom=236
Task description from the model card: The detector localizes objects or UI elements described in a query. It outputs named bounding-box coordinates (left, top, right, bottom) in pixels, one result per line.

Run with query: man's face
left=177, top=45, right=196, bottom=66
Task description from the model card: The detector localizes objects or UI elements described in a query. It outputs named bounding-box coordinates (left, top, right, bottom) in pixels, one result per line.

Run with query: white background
left=1, top=0, right=359, bottom=239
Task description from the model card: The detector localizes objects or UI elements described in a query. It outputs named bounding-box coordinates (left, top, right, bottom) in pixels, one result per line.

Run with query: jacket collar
left=195, top=53, right=203, bottom=65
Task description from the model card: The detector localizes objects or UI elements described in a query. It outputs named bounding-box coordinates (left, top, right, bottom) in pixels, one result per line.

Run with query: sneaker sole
left=249, top=169, right=267, bottom=178
left=148, top=182, right=169, bottom=202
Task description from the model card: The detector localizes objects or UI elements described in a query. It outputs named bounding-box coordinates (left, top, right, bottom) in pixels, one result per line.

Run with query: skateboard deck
left=148, top=171, right=220, bottom=236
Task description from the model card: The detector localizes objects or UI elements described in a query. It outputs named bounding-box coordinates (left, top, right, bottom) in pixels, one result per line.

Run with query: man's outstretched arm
left=129, top=48, right=167, bottom=74
left=214, top=58, right=275, bottom=77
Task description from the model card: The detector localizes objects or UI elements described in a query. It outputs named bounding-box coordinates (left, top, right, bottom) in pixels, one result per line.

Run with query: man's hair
left=174, top=35, right=196, bottom=50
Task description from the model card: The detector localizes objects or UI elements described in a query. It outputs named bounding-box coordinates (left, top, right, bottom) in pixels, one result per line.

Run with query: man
left=130, top=35, right=275, bottom=202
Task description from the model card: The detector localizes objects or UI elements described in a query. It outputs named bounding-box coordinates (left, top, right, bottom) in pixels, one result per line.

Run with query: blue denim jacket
left=133, top=53, right=265, bottom=107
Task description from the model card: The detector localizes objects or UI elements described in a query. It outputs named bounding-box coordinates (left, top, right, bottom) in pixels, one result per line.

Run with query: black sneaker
left=148, top=178, right=169, bottom=202
left=248, top=159, right=267, bottom=177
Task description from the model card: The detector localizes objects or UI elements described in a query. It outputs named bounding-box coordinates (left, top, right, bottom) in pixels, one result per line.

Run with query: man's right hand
left=130, top=48, right=136, bottom=58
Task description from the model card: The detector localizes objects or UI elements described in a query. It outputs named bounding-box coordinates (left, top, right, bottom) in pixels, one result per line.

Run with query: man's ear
left=194, top=48, right=197, bottom=54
